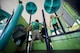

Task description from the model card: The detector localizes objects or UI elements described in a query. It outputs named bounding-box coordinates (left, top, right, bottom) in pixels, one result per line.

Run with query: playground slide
left=0, top=4, right=24, bottom=51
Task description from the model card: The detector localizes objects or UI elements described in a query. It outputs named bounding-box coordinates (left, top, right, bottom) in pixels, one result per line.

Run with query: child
left=50, top=15, right=59, bottom=35
left=50, top=13, right=63, bottom=35
left=29, top=19, right=44, bottom=50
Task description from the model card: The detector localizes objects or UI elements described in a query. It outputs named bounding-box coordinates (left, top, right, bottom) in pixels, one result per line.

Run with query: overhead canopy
left=44, top=0, right=60, bottom=14
left=26, top=2, right=37, bottom=15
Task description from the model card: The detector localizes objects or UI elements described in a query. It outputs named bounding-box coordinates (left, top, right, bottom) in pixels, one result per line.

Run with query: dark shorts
left=52, top=23, right=59, bottom=30
left=52, top=23, right=58, bottom=26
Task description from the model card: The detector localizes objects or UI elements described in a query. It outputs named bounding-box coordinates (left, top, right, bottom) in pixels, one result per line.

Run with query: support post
left=42, top=10, right=53, bottom=50
left=55, top=13, right=66, bottom=33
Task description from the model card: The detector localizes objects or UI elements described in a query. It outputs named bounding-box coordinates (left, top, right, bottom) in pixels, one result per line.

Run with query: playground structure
left=0, top=0, right=80, bottom=53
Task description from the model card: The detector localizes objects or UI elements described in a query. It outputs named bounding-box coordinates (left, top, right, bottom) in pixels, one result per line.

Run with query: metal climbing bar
left=25, top=2, right=37, bottom=53
left=29, top=14, right=32, bottom=25
left=55, top=12, right=66, bottom=33
left=42, top=10, right=53, bottom=50
left=26, top=15, right=32, bottom=53
left=50, top=29, right=80, bottom=38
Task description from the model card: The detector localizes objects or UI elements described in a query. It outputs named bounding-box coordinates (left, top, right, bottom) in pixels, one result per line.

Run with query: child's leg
left=52, top=24, right=57, bottom=35
left=55, top=23, right=59, bottom=29
left=55, top=23, right=62, bottom=33
left=29, top=31, right=36, bottom=49
left=37, top=32, right=44, bottom=42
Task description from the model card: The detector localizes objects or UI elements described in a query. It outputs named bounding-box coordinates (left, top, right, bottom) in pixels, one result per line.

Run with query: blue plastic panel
left=44, top=0, right=60, bottom=14
left=0, top=4, right=24, bottom=51
left=26, top=2, right=37, bottom=14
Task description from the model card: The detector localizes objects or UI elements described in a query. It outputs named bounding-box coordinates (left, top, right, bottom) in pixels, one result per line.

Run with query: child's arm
left=56, top=13, right=63, bottom=18
left=26, top=25, right=32, bottom=32
left=50, top=20, right=51, bottom=27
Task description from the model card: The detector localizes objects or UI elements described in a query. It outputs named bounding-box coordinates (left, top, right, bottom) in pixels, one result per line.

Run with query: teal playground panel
left=0, top=16, right=28, bottom=53
left=0, top=4, right=23, bottom=51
